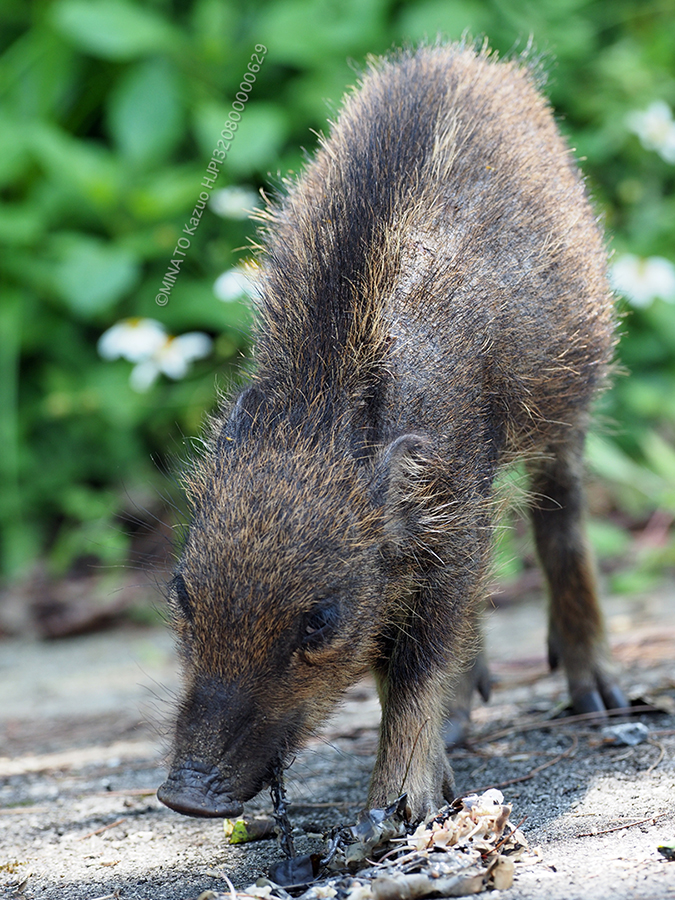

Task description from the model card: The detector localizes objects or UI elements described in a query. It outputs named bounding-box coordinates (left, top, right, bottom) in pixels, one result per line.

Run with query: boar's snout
left=157, top=758, right=244, bottom=818
left=158, top=676, right=301, bottom=818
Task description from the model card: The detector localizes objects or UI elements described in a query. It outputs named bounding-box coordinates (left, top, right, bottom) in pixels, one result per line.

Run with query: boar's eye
left=301, top=602, right=340, bottom=649
left=171, top=573, right=192, bottom=622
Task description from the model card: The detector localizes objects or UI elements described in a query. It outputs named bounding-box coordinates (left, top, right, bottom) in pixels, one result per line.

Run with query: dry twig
left=482, top=815, right=528, bottom=858
left=93, top=788, right=156, bottom=797
left=576, top=812, right=668, bottom=839
left=646, top=740, right=666, bottom=774
left=0, top=806, right=50, bottom=816
left=78, top=818, right=126, bottom=841
left=471, top=706, right=655, bottom=746
left=472, top=734, right=579, bottom=793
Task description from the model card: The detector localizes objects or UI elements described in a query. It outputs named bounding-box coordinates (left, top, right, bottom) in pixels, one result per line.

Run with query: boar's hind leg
left=528, top=434, right=628, bottom=714
left=441, top=622, right=491, bottom=748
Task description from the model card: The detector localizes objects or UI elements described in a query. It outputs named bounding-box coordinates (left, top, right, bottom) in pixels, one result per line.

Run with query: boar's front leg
left=369, top=649, right=456, bottom=822
left=528, top=432, right=628, bottom=713
left=367, top=566, right=483, bottom=821
left=367, top=436, right=488, bottom=820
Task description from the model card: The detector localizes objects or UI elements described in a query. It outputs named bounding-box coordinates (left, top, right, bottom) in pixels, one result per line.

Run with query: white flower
left=214, top=264, right=261, bottom=302
left=129, top=333, right=213, bottom=392
left=210, top=185, right=260, bottom=219
left=610, top=254, right=675, bottom=308
left=626, top=101, right=675, bottom=164
left=98, top=318, right=212, bottom=391
left=97, top=317, right=167, bottom=362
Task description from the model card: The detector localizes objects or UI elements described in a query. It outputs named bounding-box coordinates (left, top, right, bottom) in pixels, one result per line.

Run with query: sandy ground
left=1, top=584, right=674, bottom=900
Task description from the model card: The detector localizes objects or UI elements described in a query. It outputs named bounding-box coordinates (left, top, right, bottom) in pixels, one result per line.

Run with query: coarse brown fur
left=158, top=41, right=626, bottom=824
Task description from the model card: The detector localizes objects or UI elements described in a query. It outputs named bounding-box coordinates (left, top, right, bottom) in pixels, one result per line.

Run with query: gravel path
left=1, top=586, right=674, bottom=900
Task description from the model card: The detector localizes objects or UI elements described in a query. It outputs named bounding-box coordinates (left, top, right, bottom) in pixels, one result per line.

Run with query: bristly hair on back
left=250, top=46, right=483, bottom=399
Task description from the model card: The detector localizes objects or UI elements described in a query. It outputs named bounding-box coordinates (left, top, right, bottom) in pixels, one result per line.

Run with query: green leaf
left=60, top=484, right=117, bottom=520
left=194, top=102, right=289, bottom=176
left=257, top=0, right=385, bottom=65
left=136, top=277, right=253, bottom=333
left=0, top=28, right=78, bottom=119
left=107, top=58, right=184, bottom=166
left=0, top=291, right=21, bottom=508
left=224, top=103, right=289, bottom=176
left=29, top=122, right=122, bottom=211
left=620, top=376, right=675, bottom=423
left=640, top=431, right=675, bottom=494
left=0, top=290, right=35, bottom=577
left=396, top=0, right=490, bottom=43
left=0, top=203, right=45, bottom=246
left=192, top=100, right=235, bottom=159
left=190, top=0, right=237, bottom=61
left=48, top=514, right=130, bottom=574
left=0, top=114, right=30, bottom=187
left=586, top=433, right=662, bottom=500
left=610, top=567, right=662, bottom=596
left=51, top=0, right=178, bottom=61
left=643, top=299, right=675, bottom=355
left=52, top=235, right=141, bottom=316
left=86, top=361, right=153, bottom=428
left=126, top=164, right=204, bottom=221
left=587, top=519, right=632, bottom=559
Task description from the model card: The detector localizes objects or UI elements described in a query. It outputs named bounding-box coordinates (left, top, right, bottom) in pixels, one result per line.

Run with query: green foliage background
left=1, top=0, right=674, bottom=583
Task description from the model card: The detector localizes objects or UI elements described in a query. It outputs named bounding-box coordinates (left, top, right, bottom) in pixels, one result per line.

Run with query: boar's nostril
left=157, top=786, right=243, bottom=818
left=157, top=761, right=244, bottom=818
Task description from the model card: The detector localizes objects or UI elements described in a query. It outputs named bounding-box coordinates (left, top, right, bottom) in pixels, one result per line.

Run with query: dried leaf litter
left=208, top=789, right=538, bottom=900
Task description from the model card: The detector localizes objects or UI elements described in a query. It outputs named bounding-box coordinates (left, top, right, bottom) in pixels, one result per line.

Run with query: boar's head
left=157, top=393, right=415, bottom=818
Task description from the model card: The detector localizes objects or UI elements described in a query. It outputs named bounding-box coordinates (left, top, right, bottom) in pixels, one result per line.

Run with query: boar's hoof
left=157, top=761, right=244, bottom=818
left=572, top=683, right=629, bottom=716
left=602, top=684, right=630, bottom=710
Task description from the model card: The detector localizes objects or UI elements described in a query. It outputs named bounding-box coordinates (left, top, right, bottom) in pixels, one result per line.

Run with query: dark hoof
left=601, top=684, right=630, bottom=711
left=476, top=665, right=492, bottom=703
left=572, top=682, right=629, bottom=716
left=572, top=689, right=605, bottom=715
left=442, top=713, right=470, bottom=749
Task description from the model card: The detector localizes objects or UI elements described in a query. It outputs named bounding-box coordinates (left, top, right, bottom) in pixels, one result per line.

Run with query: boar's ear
left=370, top=433, right=432, bottom=507
left=371, top=434, right=434, bottom=551
left=217, top=386, right=265, bottom=449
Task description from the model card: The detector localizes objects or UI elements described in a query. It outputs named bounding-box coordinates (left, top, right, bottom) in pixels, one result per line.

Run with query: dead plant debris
left=211, top=789, right=537, bottom=900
